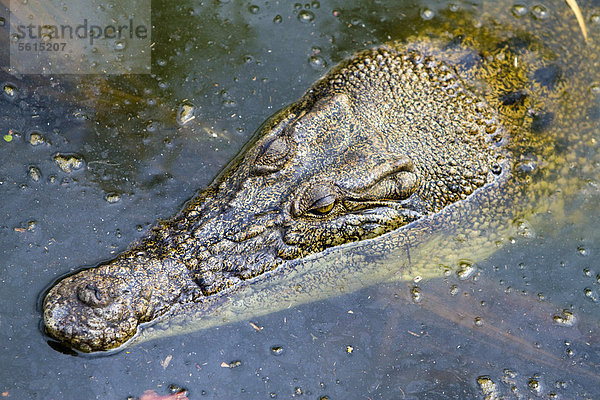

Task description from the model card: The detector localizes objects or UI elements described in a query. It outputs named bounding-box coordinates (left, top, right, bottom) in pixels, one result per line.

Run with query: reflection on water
left=0, top=0, right=599, bottom=398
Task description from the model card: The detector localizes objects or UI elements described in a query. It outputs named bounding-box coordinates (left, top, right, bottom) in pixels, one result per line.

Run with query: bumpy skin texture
left=44, top=44, right=506, bottom=352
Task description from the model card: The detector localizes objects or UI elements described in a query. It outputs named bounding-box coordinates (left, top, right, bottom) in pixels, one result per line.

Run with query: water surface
left=1, top=0, right=599, bottom=398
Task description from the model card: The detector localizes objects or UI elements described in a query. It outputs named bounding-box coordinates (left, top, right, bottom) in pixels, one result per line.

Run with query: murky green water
left=1, top=0, right=600, bottom=398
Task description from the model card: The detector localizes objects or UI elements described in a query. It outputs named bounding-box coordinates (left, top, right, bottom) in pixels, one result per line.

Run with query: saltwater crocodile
left=43, top=21, right=577, bottom=352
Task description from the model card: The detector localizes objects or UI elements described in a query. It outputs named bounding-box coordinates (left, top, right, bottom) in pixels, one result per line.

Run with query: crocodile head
left=43, top=46, right=508, bottom=352
left=180, top=47, right=507, bottom=295
left=43, top=255, right=200, bottom=352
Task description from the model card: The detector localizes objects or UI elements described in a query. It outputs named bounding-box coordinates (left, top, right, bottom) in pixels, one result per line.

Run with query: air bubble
left=220, top=90, right=236, bottom=108
left=105, top=193, right=121, bottom=203
left=566, top=347, right=575, bottom=357
left=29, top=166, right=41, bottom=182
left=273, top=14, right=282, bottom=24
left=270, top=346, right=284, bottom=356
left=248, top=4, right=259, bottom=14
left=553, top=309, right=576, bottom=326
left=584, top=288, right=598, bottom=302
left=309, top=55, right=326, bottom=70
left=530, top=5, right=549, bottom=20
left=29, top=132, right=45, bottom=145
left=502, top=370, right=517, bottom=386
left=411, top=286, right=422, bottom=302
left=528, top=377, right=542, bottom=394
left=555, top=381, right=568, bottom=389
left=297, top=10, right=315, bottom=23
left=513, top=219, right=535, bottom=238
left=3, top=83, right=17, bottom=98
left=537, top=292, right=545, bottom=300
left=448, top=3, right=459, bottom=12
left=457, top=260, right=475, bottom=280
left=420, top=8, right=434, bottom=20
left=516, top=159, right=538, bottom=174
left=146, top=121, right=158, bottom=132
left=114, top=40, right=127, bottom=51
left=511, top=4, right=528, bottom=17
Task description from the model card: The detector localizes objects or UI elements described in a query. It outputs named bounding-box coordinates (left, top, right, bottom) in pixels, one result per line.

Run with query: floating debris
left=565, top=0, right=588, bottom=41
left=176, top=102, right=196, bottom=126
left=3, top=130, right=13, bottom=142
left=249, top=321, right=263, bottom=332
left=160, top=354, right=173, bottom=369
left=221, top=360, right=242, bottom=368
left=54, top=153, right=85, bottom=173
left=135, top=389, right=188, bottom=400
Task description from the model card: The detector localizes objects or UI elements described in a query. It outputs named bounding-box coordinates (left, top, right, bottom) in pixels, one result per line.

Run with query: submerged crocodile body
left=44, top=29, right=558, bottom=352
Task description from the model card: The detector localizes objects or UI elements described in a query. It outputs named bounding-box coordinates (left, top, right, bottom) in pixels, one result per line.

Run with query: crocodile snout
left=77, top=282, right=116, bottom=307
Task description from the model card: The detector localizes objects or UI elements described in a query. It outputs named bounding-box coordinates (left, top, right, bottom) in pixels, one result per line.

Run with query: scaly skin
left=44, top=27, right=563, bottom=352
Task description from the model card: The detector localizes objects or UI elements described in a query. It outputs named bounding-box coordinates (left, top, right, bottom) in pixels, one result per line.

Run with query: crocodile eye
left=307, top=195, right=336, bottom=215
left=253, top=137, right=290, bottom=174
left=293, top=184, right=338, bottom=217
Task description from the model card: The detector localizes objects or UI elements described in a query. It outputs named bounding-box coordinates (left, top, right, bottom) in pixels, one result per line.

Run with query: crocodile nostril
left=77, top=283, right=112, bottom=307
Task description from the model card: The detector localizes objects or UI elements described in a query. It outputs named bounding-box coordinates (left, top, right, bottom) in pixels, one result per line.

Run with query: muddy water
left=1, top=0, right=599, bottom=398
